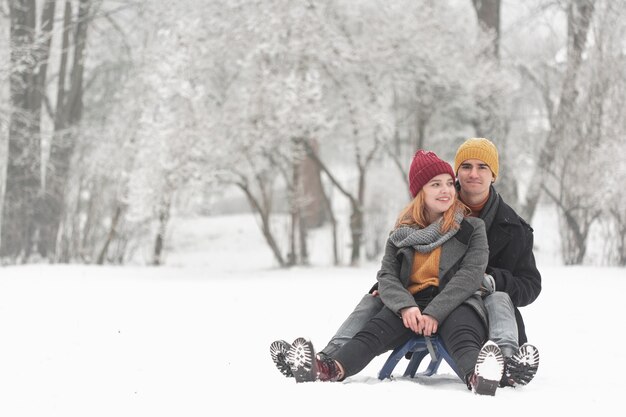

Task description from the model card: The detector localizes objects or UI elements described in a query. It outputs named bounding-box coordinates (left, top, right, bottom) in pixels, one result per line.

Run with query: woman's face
left=423, top=173, right=456, bottom=220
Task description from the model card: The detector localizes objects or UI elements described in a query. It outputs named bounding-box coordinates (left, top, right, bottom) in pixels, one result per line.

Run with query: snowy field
left=0, top=211, right=624, bottom=417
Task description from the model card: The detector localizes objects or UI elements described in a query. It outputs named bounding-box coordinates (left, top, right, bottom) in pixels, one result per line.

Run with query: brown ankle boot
left=316, top=355, right=343, bottom=381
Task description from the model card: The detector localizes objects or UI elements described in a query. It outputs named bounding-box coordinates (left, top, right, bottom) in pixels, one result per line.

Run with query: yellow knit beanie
left=454, top=138, right=499, bottom=180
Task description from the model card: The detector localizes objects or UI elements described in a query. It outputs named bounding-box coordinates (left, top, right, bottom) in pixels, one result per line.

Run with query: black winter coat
left=485, top=195, right=541, bottom=344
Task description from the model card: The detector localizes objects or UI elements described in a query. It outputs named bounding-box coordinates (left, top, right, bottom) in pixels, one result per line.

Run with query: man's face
left=457, top=159, right=494, bottom=198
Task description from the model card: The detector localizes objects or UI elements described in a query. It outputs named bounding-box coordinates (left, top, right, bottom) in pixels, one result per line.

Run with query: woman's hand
left=420, top=315, right=439, bottom=336
left=400, top=306, right=423, bottom=333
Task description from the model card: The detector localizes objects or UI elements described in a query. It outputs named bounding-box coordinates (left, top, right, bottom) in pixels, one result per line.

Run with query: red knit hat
left=408, top=150, right=456, bottom=198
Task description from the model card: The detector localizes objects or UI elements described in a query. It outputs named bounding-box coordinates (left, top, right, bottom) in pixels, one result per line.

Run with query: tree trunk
left=41, top=0, right=91, bottom=258
left=1, top=0, right=42, bottom=261
left=294, top=160, right=309, bottom=266
left=471, top=0, right=501, bottom=58
left=560, top=207, right=596, bottom=265
left=319, top=180, right=339, bottom=266
left=298, top=205, right=309, bottom=266
left=414, top=112, right=426, bottom=152
left=287, top=175, right=297, bottom=267
left=542, top=182, right=598, bottom=266
left=97, top=205, right=123, bottom=265
left=236, top=182, right=286, bottom=268
left=349, top=205, right=364, bottom=267
left=300, top=138, right=327, bottom=229
left=610, top=209, right=626, bottom=266
left=152, top=197, right=171, bottom=266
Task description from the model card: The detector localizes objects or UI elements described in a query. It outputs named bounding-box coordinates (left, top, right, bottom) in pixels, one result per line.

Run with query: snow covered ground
left=0, top=212, right=623, bottom=416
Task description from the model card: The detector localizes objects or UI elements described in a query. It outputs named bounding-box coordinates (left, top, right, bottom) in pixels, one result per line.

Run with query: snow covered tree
left=521, top=0, right=595, bottom=222
left=550, top=1, right=626, bottom=265
left=0, top=0, right=135, bottom=262
left=118, top=4, right=220, bottom=265
left=511, top=0, right=625, bottom=265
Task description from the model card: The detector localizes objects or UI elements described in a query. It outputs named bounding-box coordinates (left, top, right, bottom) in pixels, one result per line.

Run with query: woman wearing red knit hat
left=271, top=150, right=505, bottom=395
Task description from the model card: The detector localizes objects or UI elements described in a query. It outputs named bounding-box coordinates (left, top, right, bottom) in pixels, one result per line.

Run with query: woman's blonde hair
left=394, top=190, right=469, bottom=233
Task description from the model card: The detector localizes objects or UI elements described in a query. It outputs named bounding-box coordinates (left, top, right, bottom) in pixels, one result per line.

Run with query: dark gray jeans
left=484, top=291, right=518, bottom=358
left=331, top=298, right=487, bottom=380
left=321, top=290, right=519, bottom=361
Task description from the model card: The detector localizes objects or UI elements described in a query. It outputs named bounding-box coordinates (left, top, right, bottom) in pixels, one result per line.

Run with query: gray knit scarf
left=389, top=209, right=465, bottom=253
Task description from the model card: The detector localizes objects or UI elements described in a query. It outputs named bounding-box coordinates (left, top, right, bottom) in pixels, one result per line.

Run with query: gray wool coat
left=376, top=216, right=489, bottom=327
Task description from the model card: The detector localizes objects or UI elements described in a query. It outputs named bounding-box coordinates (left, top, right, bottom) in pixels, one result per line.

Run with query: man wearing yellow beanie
left=454, top=138, right=500, bottom=215
left=454, top=137, right=499, bottom=180
left=454, top=137, right=541, bottom=387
